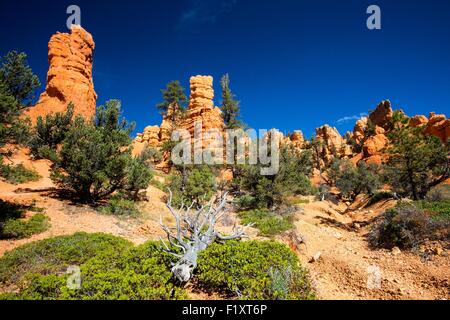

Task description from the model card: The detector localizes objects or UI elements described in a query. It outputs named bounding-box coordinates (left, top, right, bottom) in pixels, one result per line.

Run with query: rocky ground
left=0, top=148, right=449, bottom=300
left=292, top=199, right=449, bottom=300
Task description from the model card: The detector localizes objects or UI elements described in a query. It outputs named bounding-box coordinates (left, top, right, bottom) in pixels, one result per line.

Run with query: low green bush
left=234, top=195, right=258, bottom=211
left=197, top=240, right=315, bottom=300
left=0, top=164, right=40, bottom=184
left=0, top=235, right=186, bottom=300
left=0, top=235, right=315, bottom=300
left=0, top=232, right=133, bottom=285
left=239, top=209, right=294, bottom=237
left=62, top=241, right=186, bottom=300
left=1, top=214, right=49, bottom=239
left=414, top=199, right=450, bottom=221
left=97, top=196, right=140, bottom=217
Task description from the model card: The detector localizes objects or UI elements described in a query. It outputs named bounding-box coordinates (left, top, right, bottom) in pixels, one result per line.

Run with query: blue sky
left=1, top=0, right=449, bottom=138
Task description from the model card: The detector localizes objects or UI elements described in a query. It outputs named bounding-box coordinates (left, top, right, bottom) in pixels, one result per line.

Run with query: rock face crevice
left=25, top=25, right=97, bottom=123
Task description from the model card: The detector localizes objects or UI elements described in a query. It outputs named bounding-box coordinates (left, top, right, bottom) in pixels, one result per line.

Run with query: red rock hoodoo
left=24, top=25, right=97, bottom=123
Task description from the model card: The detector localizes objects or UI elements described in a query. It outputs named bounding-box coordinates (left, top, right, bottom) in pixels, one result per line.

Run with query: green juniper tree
left=0, top=51, right=40, bottom=152
left=327, top=158, right=380, bottom=201
left=234, top=146, right=314, bottom=209
left=124, top=153, right=154, bottom=201
left=51, top=100, right=152, bottom=203
left=28, top=104, right=74, bottom=161
left=220, top=74, right=242, bottom=129
left=384, top=125, right=449, bottom=200
left=0, top=51, right=40, bottom=106
left=167, top=165, right=216, bottom=207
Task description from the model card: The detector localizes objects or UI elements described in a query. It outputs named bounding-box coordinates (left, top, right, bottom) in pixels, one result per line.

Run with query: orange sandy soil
left=1, top=147, right=449, bottom=300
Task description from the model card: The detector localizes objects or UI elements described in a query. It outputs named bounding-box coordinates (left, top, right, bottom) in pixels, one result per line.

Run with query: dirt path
left=294, top=199, right=450, bottom=300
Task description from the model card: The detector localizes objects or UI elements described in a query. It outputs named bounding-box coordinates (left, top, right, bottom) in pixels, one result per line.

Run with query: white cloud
left=336, top=113, right=368, bottom=125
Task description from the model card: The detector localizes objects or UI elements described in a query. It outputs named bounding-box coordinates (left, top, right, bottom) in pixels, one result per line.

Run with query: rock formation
left=315, top=125, right=352, bottom=166
left=181, top=75, right=224, bottom=152
left=135, top=126, right=160, bottom=146
left=409, top=115, right=428, bottom=127
left=408, top=113, right=450, bottom=143
left=425, top=113, right=450, bottom=143
left=353, top=117, right=368, bottom=144
left=287, top=131, right=305, bottom=149
left=25, top=25, right=97, bottom=123
left=369, top=100, right=393, bottom=130
left=133, top=75, right=225, bottom=166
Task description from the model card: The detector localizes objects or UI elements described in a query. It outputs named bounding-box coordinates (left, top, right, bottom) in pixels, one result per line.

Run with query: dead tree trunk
left=160, top=190, right=252, bottom=282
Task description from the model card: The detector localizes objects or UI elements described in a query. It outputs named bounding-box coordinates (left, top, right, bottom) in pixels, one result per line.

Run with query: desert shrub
left=238, top=209, right=294, bottom=237
left=0, top=237, right=186, bottom=300
left=0, top=232, right=132, bottom=285
left=123, top=155, right=153, bottom=201
left=0, top=200, right=49, bottom=239
left=233, top=147, right=314, bottom=209
left=185, top=166, right=216, bottom=202
left=234, top=194, right=258, bottom=211
left=0, top=163, right=40, bottom=184
left=331, top=159, right=381, bottom=200
left=97, top=196, right=140, bottom=217
left=369, top=203, right=450, bottom=249
left=140, top=146, right=164, bottom=163
left=167, top=165, right=216, bottom=207
left=414, top=199, right=450, bottom=221
left=61, top=241, right=186, bottom=300
left=0, top=234, right=316, bottom=300
left=196, top=240, right=315, bottom=300
left=1, top=214, right=49, bottom=240
left=28, top=104, right=74, bottom=160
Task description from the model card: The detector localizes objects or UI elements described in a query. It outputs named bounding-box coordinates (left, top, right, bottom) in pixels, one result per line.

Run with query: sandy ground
left=1, top=147, right=449, bottom=299
left=292, top=199, right=450, bottom=300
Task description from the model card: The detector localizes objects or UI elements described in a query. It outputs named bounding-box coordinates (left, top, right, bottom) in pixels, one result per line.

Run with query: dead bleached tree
left=160, top=190, right=252, bottom=282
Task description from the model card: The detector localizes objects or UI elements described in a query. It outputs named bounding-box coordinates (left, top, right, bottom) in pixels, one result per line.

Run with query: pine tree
left=51, top=100, right=151, bottom=203
left=156, top=80, right=187, bottom=121
left=220, top=74, right=242, bottom=129
left=384, top=125, right=449, bottom=200
left=0, top=51, right=40, bottom=106
left=0, top=51, right=40, bottom=153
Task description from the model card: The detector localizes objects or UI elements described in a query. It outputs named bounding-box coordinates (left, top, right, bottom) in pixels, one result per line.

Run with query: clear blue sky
left=1, top=0, right=449, bottom=138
